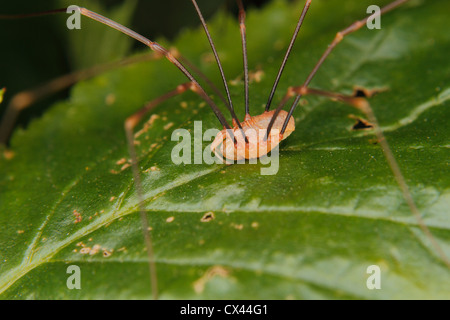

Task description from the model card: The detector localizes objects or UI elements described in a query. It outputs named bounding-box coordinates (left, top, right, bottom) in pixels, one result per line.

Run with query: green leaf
left=1, top=0, right=449, bottom=299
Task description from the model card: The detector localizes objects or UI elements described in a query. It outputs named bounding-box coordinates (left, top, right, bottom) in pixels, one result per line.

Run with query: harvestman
left=1, top=0, right=448, bottom=299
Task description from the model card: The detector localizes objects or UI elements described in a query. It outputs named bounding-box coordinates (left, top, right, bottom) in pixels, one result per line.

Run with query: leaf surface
left=1, top=0, right=449, bottom=299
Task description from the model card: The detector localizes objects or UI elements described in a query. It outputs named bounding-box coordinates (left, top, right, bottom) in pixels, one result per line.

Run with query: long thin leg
left=0, top=48, right=230, bottom=146
left=124, top=82, right=213, bottom=299
left=0, top=53, right=162, bottom=145
left=190, top=0, right=234, bottom=111
left=189, top=1, right=248, bottom=144
left=77, top=7, right=236, bottom=132
left=265, top=0, right=312, bottom=112
left=237, top=0, right=250, bottom=118
left=190, top=1, right=238, bottom=121
left=177, top=53, right=229, bottom=107
left=279, top=85, right=450, bottom=269
left=81, top=7, right=249, bottom=144
left=266, top=0, right=410, bottom=137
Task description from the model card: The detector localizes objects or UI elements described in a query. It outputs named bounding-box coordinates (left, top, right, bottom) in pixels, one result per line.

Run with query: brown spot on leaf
left=352, top=86, right=387, bottom=98
left=193, top=266, right=231, bottom=294
left=166, top=216, right=175, bottom=223
left=73, top=210, right=82, bottom=224
left=249, top=68, right=264, bottom=83
left=116, top=158, right=127, bottom=165
left=89, top=244, right=102, bottom=255
left=201, top=211, right=215, bottom=222
left=121, top=163, right=131, bottom=171
left=103, top=249, right=113, bottom=257
left=231, top=223, right=244, bottom=230
left=348, top=114, right=374, bottom=130
left=80, top=247, right=91, bottom=254
left=134, top=114, right=160, bottom=138
left=164, top=122, right=174, bottom=130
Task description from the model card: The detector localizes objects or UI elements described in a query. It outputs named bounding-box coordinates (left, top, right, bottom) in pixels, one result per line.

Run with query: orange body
left=211, top=110, right=295, bottom=162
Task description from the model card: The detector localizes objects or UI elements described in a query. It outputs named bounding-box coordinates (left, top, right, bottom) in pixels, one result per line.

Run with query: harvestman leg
left=236, top=0, right=250, bottom=119
left=77, top=8, right=238, bottom=133
left=276, top=85, right=450, bottom=268
left=190, top=0, right=234, bottom=116
left=190, top=0, right=249, bottom=143
left=124, top=82, right=211, bottom=299
left=237, top=0, right=312, bottom=120
left=0, top=53, right=161, bottom=145
left=265, top=0, right=312, bottom=112
left=76, top=5, right=270, bottom=298
left=266, top=0, right=411, bottom=135
left=0, top=50, right=231, bottom=145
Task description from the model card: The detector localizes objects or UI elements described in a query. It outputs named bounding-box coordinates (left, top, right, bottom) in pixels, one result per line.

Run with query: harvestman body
left=1, top=0, right=448, bottom=299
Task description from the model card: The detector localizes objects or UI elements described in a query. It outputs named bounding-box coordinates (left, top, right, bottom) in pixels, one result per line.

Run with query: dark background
left=0, top=0, right=283, bottom=141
